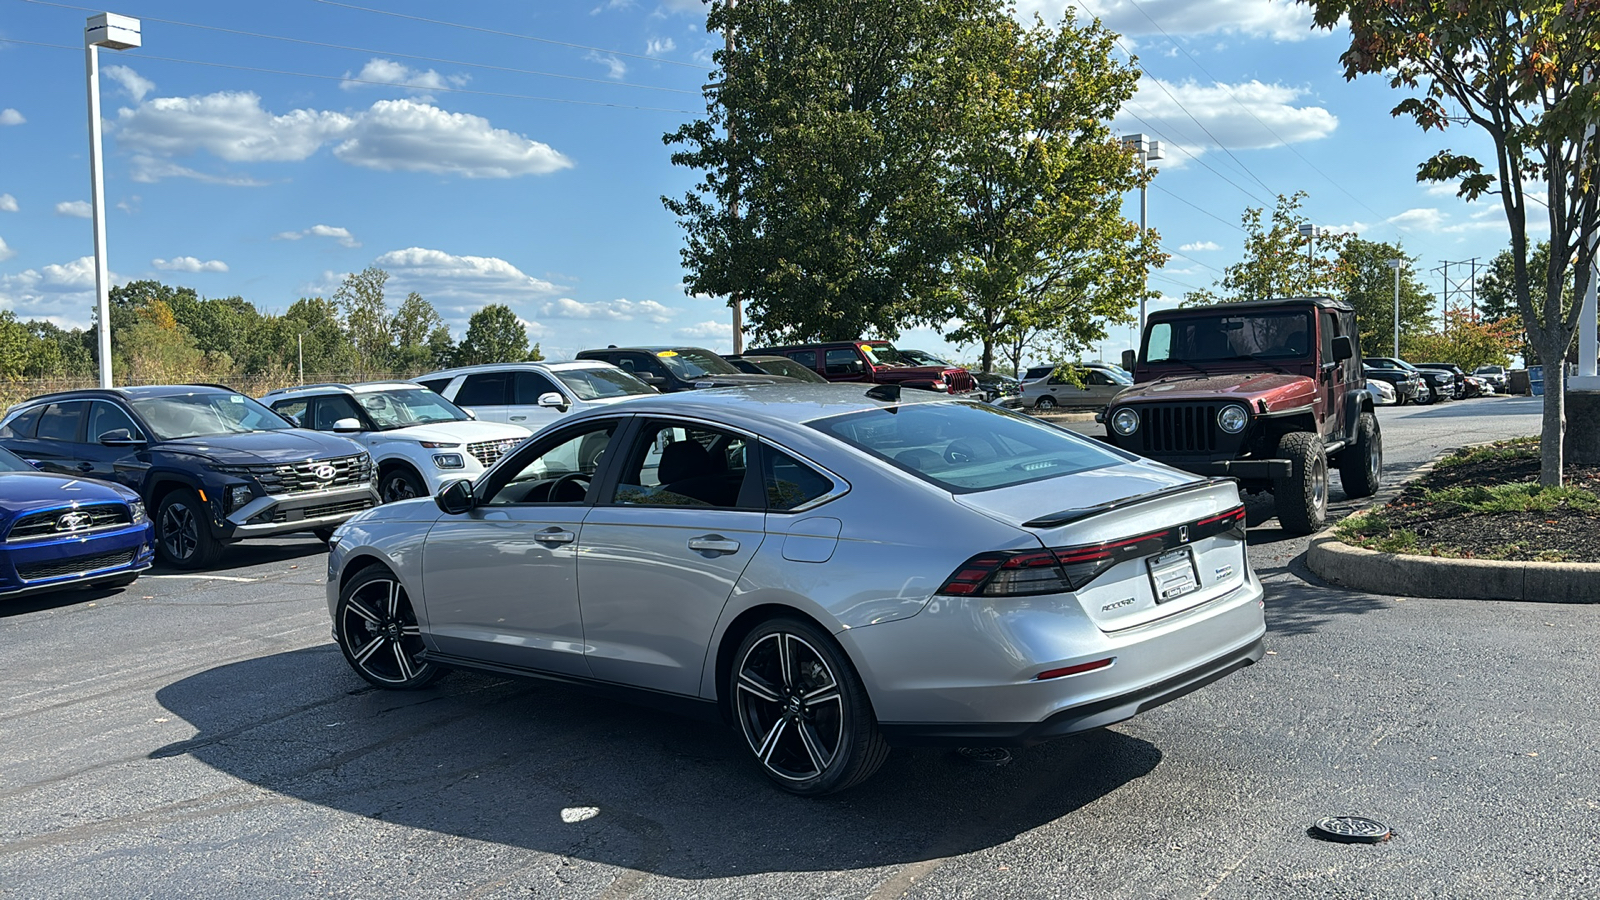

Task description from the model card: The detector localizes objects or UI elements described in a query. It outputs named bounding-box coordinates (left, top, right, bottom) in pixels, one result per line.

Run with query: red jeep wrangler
left=1103, top=296, right=1381, bottom=533
left=745, top=340, right=978, bottom=394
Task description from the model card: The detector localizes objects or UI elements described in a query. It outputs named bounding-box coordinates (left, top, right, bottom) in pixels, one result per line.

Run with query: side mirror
left=462, top=408, right=478, bottom=420
left=1121, top=349, right=1137, bottom=371
left=1332, top=335, right=1354, bottom=362
left=435, top=478, right=477, bottom=515
left=99, top=428, right=146, bottom=447
left=331, top=417, right=363, bottom=433
left=638, top=373, right=664, bottom=386
left=536, top=391, right=569, bottom=412
left=282, top=413, right=302, bottom=428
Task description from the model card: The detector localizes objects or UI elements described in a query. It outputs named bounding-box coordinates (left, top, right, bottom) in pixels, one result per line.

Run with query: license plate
left=1147, top=547, right=1199, bottom=603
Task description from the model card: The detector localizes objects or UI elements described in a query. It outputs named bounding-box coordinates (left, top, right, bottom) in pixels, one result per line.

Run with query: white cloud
left=1387, top=208, right=1445, bottom=231
left=55, top=201, right=92, bottom=218
left=0, top=109, right=23, bottom=126
left=1117, top=80, right=1336, bottom=165
left=341, top=58, right=469, bottom=94
left=333, top=100, right=573, bottom=177
left=646, top=37, right=677, bottom=56
left=0, top=194, right=16, bottom=212
left=116, top=92, right=351, bottom=162
left=658, top=0, right=705, bottom=14
left=0, top=256, right=118, bottom=327
left=0, top=237, right=14, bottom=262
left=103, top=65, right=154, bottom=102
left=539, top=297, right=675, bottom=323
left=1178, top=240, right=1222, bottom=251
left=1017, top=0, right=1317, bottom=43
left=587, top=52, right=628, bottom=79
left=152, top=256, right=229, bottom=273
left=675, top=319, right=733, bottom=339
left=375, top=248, right=560, bottom=327
left=129, top=155, right=270, bottom=186
left=275, top=224, right=361, bottom=248
left=1386, top=207, right=1506, bottom=235
left=117, top=196, right=140, bottom=214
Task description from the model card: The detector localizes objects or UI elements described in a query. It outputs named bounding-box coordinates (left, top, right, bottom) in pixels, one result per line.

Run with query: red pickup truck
left=744, top=340, right=978, bottom=394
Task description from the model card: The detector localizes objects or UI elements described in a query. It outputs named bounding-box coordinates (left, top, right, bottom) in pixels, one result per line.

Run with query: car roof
left=561, top=382, right=959, bottom=429
left=1149, top=295, right=1352, bottom=316
left=261, top=381, right=425, bottom=399
left=417, top=360, right=617, bottom=380
left=12, top=384, right=238, bottom=406
left=578, top=346, right=714, bottom=355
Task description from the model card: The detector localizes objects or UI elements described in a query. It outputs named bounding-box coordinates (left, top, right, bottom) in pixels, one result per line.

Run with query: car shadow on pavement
left=0, top=580, right=135, bottom=618
left=152, top=645, right=1162, bottom=878
left=147, top=535, right=330, bottom=577
left=1402, top=397, right=1541, bottom=419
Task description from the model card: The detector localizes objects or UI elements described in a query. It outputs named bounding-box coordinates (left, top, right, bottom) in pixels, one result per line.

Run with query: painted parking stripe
left=148, top=574, right=259, bottom=582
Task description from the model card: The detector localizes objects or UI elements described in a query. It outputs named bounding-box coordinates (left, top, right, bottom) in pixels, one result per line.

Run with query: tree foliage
left=1334, top=239, right=1434, bottom=356
left=1476, top=241, right=1573, bottom=363
left=1400, top=309, right=1521, bottom=371
left=456, top=304, right=535, bottom=365
left=1184, top=192, right=1350, bottom=305
left=1301, top=0, right=1600, bottom=484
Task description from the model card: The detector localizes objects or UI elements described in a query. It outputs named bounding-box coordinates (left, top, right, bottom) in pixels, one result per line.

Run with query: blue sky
left=0, top=0, right=1526, bottom=366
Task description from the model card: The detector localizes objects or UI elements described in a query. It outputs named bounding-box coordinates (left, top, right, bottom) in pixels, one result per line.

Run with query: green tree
left=665, top=0, right=987, bottom=342
left=1335, top=239, right=1433, bottom=356
left=940, top=12, right=1162, bottom=373
left=455, top=304, right=530, bottom=365
left=169, top=294, right=267, bottom=373
left=1303, top=0, right=1600, bottom=484
left=335, top=266, right=391, bottom=375
left=1475, top=242, right=1572, bottom=363
left=1401, top=310, right=1521, bottom=370
left=390, top=292, right=444, bottom=374
left=425, top=324, right=457, bottom=370
left=1185, top=193, right=1350, bottom=305
left=282, top=296, right=355, bottom=377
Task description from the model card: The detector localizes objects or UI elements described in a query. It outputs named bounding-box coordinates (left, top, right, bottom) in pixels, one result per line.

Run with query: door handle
left=688, top=535, right=741, bottom=555
left=510, top=415, right=527, bottom=421
left=76, top=462, right=94, bottom=472
left=534, top=528, right=575, bottom=544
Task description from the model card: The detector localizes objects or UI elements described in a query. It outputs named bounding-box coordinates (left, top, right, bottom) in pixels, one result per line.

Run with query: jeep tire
left=1338, top=411, right=1382, bottom=498
left=1273, top=432, right=1328, bottom=534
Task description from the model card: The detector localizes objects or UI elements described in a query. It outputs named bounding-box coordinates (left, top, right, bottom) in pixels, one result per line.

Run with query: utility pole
left=724, top=0, right=743, bottom=354
left=1433, top=258, right=1482, bottom=333
left=85, top=13, right=141, bottom=388
left=1119, top=134, right=1163, bottom=333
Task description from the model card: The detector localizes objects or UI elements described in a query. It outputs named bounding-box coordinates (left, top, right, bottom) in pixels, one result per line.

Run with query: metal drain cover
left=1309, top=816, right=1391, bottom=844
left=954, top=747, right=1012, bottom=767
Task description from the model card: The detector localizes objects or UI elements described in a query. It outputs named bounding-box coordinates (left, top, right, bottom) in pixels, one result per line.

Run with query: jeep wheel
left=1338, top=411, right=1382, bottom=498
left=1273, top=432, right=1328, bottom=534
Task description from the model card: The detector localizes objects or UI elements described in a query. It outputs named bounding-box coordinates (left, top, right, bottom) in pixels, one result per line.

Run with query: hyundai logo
left=313, top=464, right=337, bottom=481
left=56, top=511, right=93, bottom=532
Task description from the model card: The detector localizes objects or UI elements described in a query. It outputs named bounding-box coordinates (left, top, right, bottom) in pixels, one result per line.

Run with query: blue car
left=0, top=444, right=154, bottom=598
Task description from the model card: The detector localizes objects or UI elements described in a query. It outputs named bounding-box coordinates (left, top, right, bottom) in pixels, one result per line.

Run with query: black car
left=1367, top=356, right=1453, bottom=403
left=721, top=354, right=829, bottom=382
left=1361, top=365, right=1423, bottom=405
left=1417, top=362, right=1476, bottom=397
left=0, top=385, right=378, bottom=568
left=575, top=346, right=791, bottom=392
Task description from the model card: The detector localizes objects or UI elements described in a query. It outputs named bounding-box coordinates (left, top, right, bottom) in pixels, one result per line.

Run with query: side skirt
left=418, top=650, right=725, bottom=724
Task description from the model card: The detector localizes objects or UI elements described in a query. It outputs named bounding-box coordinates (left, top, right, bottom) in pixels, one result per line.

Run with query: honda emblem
left=1178, top=524, right=1190, bottom=543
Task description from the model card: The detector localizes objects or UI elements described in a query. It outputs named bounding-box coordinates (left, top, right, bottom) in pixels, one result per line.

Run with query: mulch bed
left=1339, top=439, right=1600, bottom=562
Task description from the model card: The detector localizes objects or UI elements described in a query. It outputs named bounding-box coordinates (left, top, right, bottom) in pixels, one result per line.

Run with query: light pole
left=1386, top=258, right=1404, bottom=357
left=85, top=12, right=140, bottom=389
left=1298, top=223, right=1322, bottom=288
left=1120, top=133, right=1163, bottom=333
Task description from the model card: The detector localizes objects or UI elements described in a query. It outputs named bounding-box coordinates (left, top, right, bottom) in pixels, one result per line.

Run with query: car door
left=76, top=400, right=151, bottom=491
left=576, top=418, right=767, bottom=695
left=510, top=370, right=566, bottom=430
left=24, top=401, right=89, bottom=475
left=1319, top=310, right=1344, bottom=440
left=419, top=419, right=624, bottom=677
left=453, top=371, right=513, bottom=423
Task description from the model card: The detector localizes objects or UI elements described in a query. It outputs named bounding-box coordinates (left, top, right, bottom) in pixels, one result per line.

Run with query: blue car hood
left=158, top=429, right=363, bottom=464
left=0, top=471, right=139, bottom=518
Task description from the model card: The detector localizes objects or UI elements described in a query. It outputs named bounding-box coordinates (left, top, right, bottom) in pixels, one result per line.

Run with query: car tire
left=1416, top=383, right=1435, bottom=405
left=1034, top=396, right=1057, bottom=411
left=155, top=488, right=224, bottom=569
left=1273, top=432, right=1328, bottom=535
left=379, top=466, right=427, bottom=504
left=1338, top=411, right=1382, bottom=499
left=730, top=616, right=888, bottom=796
left=335, top=565, right=444, bottom=690
left=313, top=527, right=337, bottom=543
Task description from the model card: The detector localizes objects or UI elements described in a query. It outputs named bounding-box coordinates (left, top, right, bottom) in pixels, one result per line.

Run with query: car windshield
left=899, top=348, right=952, bottom=367
left=811, top=401, right=1128, bottom=493
left=1146, top=310, right=1313, bottom=363
left=0, top=445, right=36, bottom=473
left=132, top=392, right=292, bottom=440
left=358, top=388, right=469, bottom=430
left=656, top=348, right=743, bottom=379
left=753, top=357, right=827, bottom=382
left=857, top=343, right=914, bottom=367
left=555, top=367, right=656, bottom=400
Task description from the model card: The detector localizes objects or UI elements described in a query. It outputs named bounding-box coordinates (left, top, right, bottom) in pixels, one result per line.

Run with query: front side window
left=812, top=401, right=1129, bottom=493
left=554, top=366, right=656, bottom=400
left=612, top=421, right=756, bottom=509
left=358, top=389, right=468, bottom=430
left=88, top=401, right=143, bottom=442
left=514, top=371, right=563, bottom=404
left=132, top=393, right=292, bottom=440
left=824, top=348, right=865, bottom=375
left=1146, top=310, right=1313, bottom=363
left=486, top=423, right=618, bottom=505
left=311, top=394, right=365, bottom=431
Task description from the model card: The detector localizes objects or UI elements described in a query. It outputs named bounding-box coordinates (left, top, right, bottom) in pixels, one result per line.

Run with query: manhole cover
left=1309, top=816, right=1391, bottom=844
left=954, top=747, right=1012, bottom=767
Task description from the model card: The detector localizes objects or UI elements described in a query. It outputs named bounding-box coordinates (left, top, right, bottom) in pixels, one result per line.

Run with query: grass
left=1432, top=436, right=1539, bottom=469
left=1419, top=482, right=1600, bottom=514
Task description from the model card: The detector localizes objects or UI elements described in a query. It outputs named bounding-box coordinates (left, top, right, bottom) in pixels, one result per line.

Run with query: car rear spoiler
left=1022, top=477, right=1236, bottom=529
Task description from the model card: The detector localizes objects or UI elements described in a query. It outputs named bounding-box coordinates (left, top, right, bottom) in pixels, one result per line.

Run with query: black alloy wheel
left=156, top=488, right=223, bottom=569
left=731, top=617, right=888, bottom=795
left=380, top=467, right=426, bottom=504
left=335, top=566, right=443, bottom=690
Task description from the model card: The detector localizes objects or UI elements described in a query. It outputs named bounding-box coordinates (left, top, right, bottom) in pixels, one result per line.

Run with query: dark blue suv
left=0, top=386, right=378, bottom=568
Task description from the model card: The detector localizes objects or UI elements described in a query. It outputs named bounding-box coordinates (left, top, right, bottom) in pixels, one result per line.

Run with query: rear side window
left=824, top=348, right=864, bottom=375
left=764, top=448, right=835, bottom=511
left=0, top=406, right=43, bottom=439
left=415, top=378, right=451, bottom=394
left=783, top=350, right=820, bottom=369
left=36, top=402, right=86, bottom=442
left=456, top=373, right=510, bottom=407
left=812, top=402, right=1128, bottom=493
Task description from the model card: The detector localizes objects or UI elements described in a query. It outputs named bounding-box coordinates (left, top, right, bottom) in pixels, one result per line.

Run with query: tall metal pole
left=1138, top=181, right=1148, bottom=333
left=1392, top=262, right=1401, bottom=357
left=725, top=0, right=742, bottom=354
left=298, top=333, right=304, bottom=384
left=1581, top=77, right=1598, bottom=381
left=84, top=13, right=140, bottom=389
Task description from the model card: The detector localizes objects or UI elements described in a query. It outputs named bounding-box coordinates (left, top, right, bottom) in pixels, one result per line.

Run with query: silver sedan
left=325, top=384, right=1266, bottom=795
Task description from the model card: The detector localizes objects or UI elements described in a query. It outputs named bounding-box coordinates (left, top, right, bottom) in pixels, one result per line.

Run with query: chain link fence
left=0, top=374, right=413, bottom=410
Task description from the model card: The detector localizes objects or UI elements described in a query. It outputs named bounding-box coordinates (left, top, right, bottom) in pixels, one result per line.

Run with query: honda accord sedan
left=326, top=384, right=1266, bottom=794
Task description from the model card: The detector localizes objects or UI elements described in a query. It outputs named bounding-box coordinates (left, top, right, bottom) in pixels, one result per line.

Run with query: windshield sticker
left=229, top=395, right=243, bottom=403
left=657, top=350, right=679, bottom=357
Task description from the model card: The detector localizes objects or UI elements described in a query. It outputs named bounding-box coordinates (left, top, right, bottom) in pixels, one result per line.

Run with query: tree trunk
left=1538, top=348, right=1566, bottom=487
left=981, top=338, right=993, bottom=374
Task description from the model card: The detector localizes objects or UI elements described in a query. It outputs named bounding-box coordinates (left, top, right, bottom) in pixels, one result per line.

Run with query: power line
left=15, top=0, right=700, bottom=95
left=1152, top=183, right=1249, bottom=234
left=1118, top=105, right=1273, bottom=207
left=0, top=37, right=699, bottom=113
left=310, top=0, right=713, bottom=70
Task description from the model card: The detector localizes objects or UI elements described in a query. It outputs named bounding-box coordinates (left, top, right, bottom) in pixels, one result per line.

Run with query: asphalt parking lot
left=4, top=395, right=1596, bottom=899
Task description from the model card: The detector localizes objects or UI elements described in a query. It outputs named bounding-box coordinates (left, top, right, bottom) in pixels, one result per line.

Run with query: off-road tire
left=1338, top=411, right=1382, bottom=498
left=1273, top=432, right=1328, bottom=535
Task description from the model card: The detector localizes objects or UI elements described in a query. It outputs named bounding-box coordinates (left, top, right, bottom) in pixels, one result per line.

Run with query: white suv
left=414, top=360, right=657, bottom=432
left=260, top=382, right=532, bottom=503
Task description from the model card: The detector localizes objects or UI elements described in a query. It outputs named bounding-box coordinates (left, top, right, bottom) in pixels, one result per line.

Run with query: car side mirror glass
left=98, top=428, right=146, bottom=447
left=1332, top=335, right=1354, bottom=361
left=536, top=391, right=569, bottom=411
left=638, top=373, right=664, bottom=385
left=435, top=478, right=476, bottom=515
left=331, top=417, right=362, bottom=432
left=1121, top=349, right=1137, bottom=371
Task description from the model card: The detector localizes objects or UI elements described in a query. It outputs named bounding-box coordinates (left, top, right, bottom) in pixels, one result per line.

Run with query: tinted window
left=415, top=377, right=451, bottom=394
left=88, top=401, right=142, bottom=441
left=311, top=394, right=364, bottom=431
left=0, top=406, right=42, bottom=439
left=812, top=402, right=1128, bottom=493
left=553, top=367, right=656, bottom=400
left=824, top=348, right=864, bottom=375
left=486, top=423, right=617, bottom=505
left=132, top=392, right=292, bottom=440
left=783, top=350, right=820, bottom=369
left=514, top=371, right=563, bottom=404
left=1147, top=310, right=1313, bottom=362
left=612, top=421, right=755, bottom=509
left=764, top=448, right=835, bottom=510
left=36, top=402, right=86, bottom=442
left=1023, top=366, right=1054, bottom=381
left=456, top=373, right=510, bottom=407
left=0, top=445, right=37, bottom=472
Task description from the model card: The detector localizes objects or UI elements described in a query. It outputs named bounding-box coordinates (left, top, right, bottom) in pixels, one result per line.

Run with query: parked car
left=744, top=340, right=978, bottom=394
left=1104, top=296, right=1380, bottom=534
left=1020, top=364, right=1132, bottom=411
left=1417, top=362, right=1472, bottom=397
left=260, top=382, right=534, bottom=504
left=1367, top=357, right=1453, bottom=403
left=0, top=385, right=377, bottom=568
left=415, top=360, right=658, bottom=431
left=721, top=354, right=829, bottom=383
left=326, top=384, right=1265, bottom=795
left=0, top=444, right=154, bottom=598
left=893, top=349, right=1018, bottom=402
left=1366, top=378, right=1397, bottom=405
left=575, top=347, right=791, bottom=393
left=1362, top=365, right=1423, bottom=405
left=1473, top=365, right=1510, bottom=393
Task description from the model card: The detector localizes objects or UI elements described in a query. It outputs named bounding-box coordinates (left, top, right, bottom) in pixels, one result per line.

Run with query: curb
left=1305, top=441, right=1600, bottom=603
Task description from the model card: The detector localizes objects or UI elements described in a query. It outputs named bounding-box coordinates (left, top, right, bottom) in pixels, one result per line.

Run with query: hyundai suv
left=0, top=385, right=377, bottom=568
